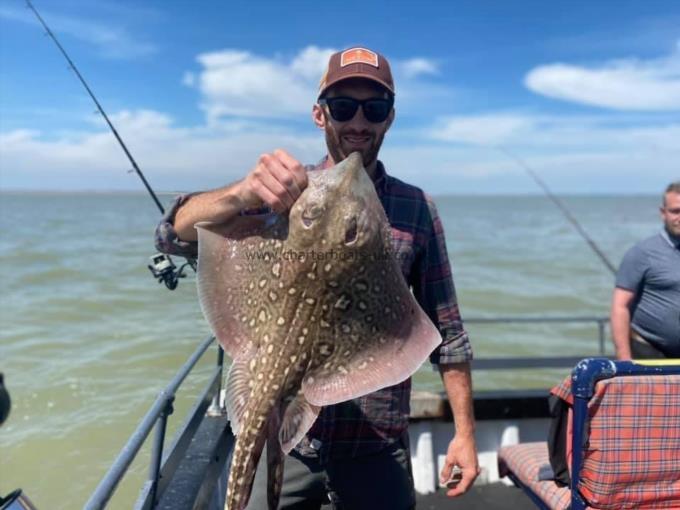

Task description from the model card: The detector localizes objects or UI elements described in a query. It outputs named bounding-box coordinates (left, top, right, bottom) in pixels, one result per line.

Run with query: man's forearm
left=173, top=181, right=248, bottom=242
left=610, top=305, right=632, bottom=360
left=439, top=362, right=476, bottom=437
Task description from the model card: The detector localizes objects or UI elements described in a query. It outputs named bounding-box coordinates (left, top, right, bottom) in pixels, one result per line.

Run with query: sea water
left=0, top=192, right=660, bottom=508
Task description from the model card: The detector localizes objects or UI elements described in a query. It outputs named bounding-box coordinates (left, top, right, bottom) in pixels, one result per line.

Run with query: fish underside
left=196, top=152, right=441, bottom=510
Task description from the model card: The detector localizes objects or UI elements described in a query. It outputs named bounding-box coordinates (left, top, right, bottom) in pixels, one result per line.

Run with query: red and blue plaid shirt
left=154, top=158, right=472, bottom=461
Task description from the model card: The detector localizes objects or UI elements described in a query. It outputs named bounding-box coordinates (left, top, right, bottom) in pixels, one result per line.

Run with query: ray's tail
left=266, top=410, right=284, bottom=509
left=225, top=415, right=269, bottom=510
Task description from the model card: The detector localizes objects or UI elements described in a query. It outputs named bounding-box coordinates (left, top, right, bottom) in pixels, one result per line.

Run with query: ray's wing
left=196, top=214, right=291, bottom=434
left=301, top=254, right=442, bottom=407
left=195, top=214, right=287, bottom=361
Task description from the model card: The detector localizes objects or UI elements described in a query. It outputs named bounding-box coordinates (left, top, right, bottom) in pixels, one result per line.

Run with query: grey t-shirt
left=615, top=231, right=680, bottom=356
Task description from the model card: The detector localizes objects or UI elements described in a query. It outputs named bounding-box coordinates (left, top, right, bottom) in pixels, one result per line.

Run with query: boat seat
left=498, top=441, right=572, bottom=509
left=498, top=358, right=680, bottom=510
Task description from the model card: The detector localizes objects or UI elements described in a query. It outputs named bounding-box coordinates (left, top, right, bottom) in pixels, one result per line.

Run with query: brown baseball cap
left=318, top=47, right=395, bottom=98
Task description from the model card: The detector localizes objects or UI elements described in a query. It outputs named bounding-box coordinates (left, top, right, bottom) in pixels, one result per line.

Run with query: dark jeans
left=217, top=434, right=416, bottom=510
left=631, top=331, right=666, bottom=359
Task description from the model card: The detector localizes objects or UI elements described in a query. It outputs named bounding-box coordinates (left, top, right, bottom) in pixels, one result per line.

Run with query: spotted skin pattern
left=196, top=153, right=441, bottom=510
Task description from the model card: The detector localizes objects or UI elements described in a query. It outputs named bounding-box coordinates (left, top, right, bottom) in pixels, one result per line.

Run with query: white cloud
left=429, top=114, right=535, bottom=144
left=1, top=108, right=676, bottom=195
left=385, top=111, right=678, bottom=193
left=0, top=129, right=41, bottom=145
left=1, top=43, right=676, bottom=195
left=398, top=58, right=439, bottom=79
left=0, top=110, right=325, bottom=191
left=382, top=143, right=676, bottom=195
left=428, top=112, right=680, bottom=153
left=185, top=47, right=451, bottom=123
left=290, top=46, right=336, bottom=80
left=189, top=47, right=335, bottom=123
left=525, top=44, right=680, bottom=111
left=0, top=5, right=157, bottom=59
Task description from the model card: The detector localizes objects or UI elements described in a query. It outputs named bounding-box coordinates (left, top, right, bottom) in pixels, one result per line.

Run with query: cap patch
left=340, top=48, right=378, bottom=68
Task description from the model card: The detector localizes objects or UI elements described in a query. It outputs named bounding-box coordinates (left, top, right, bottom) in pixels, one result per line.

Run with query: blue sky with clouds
left=1, top=0, right=678, bottom=194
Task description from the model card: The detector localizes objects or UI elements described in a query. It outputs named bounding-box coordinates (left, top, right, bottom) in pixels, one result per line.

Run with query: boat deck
left=416, top=483, right=533, bottom=509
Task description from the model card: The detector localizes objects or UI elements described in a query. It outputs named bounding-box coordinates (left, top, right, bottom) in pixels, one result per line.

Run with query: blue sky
left=0, top=0, right=678, bottom=194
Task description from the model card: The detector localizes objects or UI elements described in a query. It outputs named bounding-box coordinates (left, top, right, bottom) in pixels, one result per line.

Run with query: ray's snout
left=338, top=152, right=364, bottom=191
left=337, top=152, right=370, bottom=246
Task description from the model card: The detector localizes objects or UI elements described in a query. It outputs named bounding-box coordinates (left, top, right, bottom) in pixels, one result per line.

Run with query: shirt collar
left=372, top=160, right=388, bottom=195
left=661, top=228, right=680, bottom=249
left=315, top=156, right=389, bottom=195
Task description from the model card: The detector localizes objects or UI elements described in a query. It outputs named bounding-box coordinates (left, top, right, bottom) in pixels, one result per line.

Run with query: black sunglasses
left=318, top=96, right=393, bottom=123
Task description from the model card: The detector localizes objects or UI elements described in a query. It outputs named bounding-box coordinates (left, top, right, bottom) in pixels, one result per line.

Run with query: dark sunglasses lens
left=363, top=100, right=391, bottom=122
left=328, top=98, right=359, bottom=122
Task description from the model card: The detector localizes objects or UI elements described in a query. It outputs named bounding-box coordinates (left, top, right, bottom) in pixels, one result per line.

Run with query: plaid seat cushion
left=501, top=374, right=680, bottom=510
left=579, top=375, right=680, bottom=509
left=551, top=375, right=572, bottom=403
left=498, top=442, right=572, bottom=510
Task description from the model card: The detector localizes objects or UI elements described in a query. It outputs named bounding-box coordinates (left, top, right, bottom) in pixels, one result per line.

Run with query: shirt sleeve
left=413, top=196, right=473, bottom=365
left=615, top=244, right=648, bottom=292
left=155, top=163, right=318, bottom=259
left=153, top=193, right=199, bottom=259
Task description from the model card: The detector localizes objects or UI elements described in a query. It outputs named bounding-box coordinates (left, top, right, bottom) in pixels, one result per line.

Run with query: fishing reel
left=147, top=253, right=196, bottom=291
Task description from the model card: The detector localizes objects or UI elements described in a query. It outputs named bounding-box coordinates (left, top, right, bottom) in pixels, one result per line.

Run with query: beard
left=325, top=125, right=386, bottom=169
left=665, top=220, right=680, bottom=238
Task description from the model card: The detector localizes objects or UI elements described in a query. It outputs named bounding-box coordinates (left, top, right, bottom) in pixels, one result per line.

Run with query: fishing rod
left=25, top=0, right=194, bottom=290
left=499, top=147, right=617, bottom=276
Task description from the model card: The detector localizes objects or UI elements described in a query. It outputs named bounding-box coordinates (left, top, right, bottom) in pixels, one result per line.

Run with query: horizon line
left=0, top=188, right=660, bottom=198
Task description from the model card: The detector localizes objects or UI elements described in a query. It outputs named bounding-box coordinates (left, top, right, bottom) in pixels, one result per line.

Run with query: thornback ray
left=195, top=152, right=442, bottom=510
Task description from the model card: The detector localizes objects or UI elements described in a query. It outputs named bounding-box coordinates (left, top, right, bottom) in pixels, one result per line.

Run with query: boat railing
left=84, top=315, right=609, bottom=509
left=466, top=315, right=610, bottom=370
left=84, top=334, right=226, bottom=510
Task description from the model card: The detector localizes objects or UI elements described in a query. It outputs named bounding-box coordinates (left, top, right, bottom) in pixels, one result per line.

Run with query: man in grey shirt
left=610, top=181, right=680, bottom=359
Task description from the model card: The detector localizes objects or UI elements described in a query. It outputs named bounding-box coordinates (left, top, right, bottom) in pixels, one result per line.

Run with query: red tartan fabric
left=579, top=375, right=680, bottom=509
left=551, top=375, right=572, bottom=403
left=498, top=442, right=572, bottom=510
left=546, top=374, right=680, bottom=509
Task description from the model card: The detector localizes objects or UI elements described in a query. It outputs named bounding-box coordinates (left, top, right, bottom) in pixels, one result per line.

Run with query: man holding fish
left=156, top=47, right=479, bottom=509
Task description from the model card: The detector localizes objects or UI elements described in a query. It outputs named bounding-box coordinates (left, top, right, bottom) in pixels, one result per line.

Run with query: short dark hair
left=666, top=181, right=680, bottom=194
left=663, top=181, right=680, bottom=207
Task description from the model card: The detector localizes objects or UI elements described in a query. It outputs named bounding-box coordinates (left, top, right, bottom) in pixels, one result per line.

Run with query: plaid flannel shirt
left=154, top=158, right=472, bottom=462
